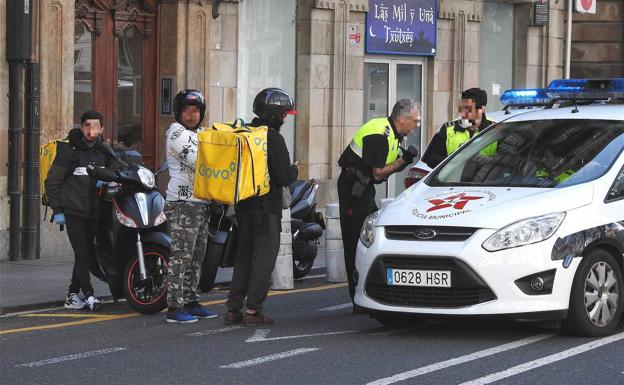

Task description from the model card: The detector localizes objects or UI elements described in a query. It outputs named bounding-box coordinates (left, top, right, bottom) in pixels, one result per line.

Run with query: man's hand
left=401, top=145, right=418, bottom=164
left=53, top=213, right=66, bottom=225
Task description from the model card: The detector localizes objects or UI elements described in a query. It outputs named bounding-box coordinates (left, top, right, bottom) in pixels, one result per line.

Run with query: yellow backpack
left=193, top=119, right=270, bottom=204
left=40, top=139, right=67, bottom=206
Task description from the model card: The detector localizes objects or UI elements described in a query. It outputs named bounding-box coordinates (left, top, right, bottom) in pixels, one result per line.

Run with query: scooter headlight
left=154, top=211, right=167, bottom=226
left=114, top=206, right=138, bottom=228
left=359, top=211, right=380, bottom=248
left=482, top=212, right=565, bottom=252
left=137, top=167, right=155, bottom=189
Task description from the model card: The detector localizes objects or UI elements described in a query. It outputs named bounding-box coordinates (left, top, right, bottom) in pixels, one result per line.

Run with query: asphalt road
left=1, top=276, right=623, bottom=385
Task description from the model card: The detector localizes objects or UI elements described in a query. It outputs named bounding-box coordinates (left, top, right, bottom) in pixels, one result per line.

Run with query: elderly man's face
left=395, top=107, right=421, bottom=135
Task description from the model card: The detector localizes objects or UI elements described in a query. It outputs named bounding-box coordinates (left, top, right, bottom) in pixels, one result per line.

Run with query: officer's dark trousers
left=337, top=171, right=377, bottom=302
left=226, top=208, right=280, bottom=312
left=65, top=214, right=99, bottom=298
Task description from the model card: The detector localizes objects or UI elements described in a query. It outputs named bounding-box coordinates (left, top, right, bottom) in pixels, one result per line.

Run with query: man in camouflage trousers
left=164, top=90, right=218, bottom=323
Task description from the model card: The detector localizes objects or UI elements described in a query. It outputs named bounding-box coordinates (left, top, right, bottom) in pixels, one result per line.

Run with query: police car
left=404, top=88, right=551, bottom=188
left=355, top=78, right=624, bottom=336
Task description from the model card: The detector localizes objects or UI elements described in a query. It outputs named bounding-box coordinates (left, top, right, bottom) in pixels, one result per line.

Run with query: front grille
left=364, top=255, right=496, bottom=308
left=385, top=226, right=478, bottom=242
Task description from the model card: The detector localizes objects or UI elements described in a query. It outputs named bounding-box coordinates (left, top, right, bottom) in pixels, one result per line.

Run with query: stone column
left=0, top=0, right=9, bottom=260
left=295, top=0, right=367, bottom=206
left=271, top=208, right=294, bottom=290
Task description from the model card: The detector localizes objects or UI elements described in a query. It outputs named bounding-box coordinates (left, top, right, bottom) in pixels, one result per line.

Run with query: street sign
left=366, top=0, right=437, bottom=56
left=575, top=0, right=596, bottom=14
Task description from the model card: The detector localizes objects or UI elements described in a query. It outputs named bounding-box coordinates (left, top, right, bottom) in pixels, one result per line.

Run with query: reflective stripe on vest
left=349, top=117, right=400, bottom=165
left=445, top=119, right=496, bottom=156
left=536, top=168, right=575, bottom=183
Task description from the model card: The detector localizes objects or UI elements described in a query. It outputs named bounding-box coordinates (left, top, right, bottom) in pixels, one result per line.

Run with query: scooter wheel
left=124, top=244, right=170, bottom=314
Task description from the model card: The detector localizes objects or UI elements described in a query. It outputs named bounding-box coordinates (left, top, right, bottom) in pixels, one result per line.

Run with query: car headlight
left=137, top=167, right=155, bottom=189
left=359, top=211, right=380, bottom=248
left=482, top=212, right=566, bottom=252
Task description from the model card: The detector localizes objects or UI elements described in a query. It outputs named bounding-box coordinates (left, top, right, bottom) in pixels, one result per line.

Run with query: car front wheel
left=563, top=249, right=623, bottom=336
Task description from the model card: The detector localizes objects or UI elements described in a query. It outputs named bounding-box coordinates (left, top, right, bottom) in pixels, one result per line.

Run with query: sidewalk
left=0, top=253, right=327, bottom=314
left=0, top=255, right=233, bottom=314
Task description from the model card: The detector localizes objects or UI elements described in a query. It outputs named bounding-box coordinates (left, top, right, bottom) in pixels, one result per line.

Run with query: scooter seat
left=297, top=222, right=322, bottom=240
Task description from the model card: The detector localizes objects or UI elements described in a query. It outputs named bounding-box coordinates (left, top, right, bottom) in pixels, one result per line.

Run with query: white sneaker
left=64, top=293, right=86, bottom=309
left=84, top=295, right=101, bottom=311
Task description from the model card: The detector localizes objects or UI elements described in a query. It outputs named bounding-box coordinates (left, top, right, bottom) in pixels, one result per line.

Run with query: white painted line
left=246, top=328, right=358, bottom=343
left=459, top=331, right=624, bottom=385
left=188, top=325, right=243, bottom=337
left=366, top=334, right=553, bottom=385
left=220, top=348, right=320, bottom=369
left=297, top=274, right=326, bottom=280
left=16, top=347, right=127, bottom=368
left=318, top=303, right=352, bottom=312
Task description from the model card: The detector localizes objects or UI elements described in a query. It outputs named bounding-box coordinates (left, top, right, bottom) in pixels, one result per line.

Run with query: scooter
left=87, top=159, right=171, bottom=314
left=198, top=179, right=324, bottom=290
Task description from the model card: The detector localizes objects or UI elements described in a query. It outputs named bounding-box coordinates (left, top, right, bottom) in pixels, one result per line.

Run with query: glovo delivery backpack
left=193, top=119, right=270, bottom=204
left=40, top=138, right=68, bottom=207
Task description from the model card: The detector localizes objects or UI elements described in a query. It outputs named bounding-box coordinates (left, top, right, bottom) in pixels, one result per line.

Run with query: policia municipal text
left=337, top=99, right=421, bottom=305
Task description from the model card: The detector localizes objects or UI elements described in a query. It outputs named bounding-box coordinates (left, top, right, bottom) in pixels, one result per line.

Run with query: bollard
left=325, top=203, right=347, bottom=282
left=271, top=207, right=294, bottom=290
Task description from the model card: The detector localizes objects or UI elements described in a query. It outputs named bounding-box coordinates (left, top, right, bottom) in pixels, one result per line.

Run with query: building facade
left=1, top=0, right=569, bottom=260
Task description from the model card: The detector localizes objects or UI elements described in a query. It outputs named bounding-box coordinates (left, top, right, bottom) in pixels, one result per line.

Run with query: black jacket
left=236, top=117, right=298, bottom=215
left=421, top=113, right=492, bottom=169
left=45, top=128, right=121, bottom=219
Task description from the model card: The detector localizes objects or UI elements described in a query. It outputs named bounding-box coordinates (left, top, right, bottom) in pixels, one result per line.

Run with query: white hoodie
left=165, top=122, right=206, bottom=203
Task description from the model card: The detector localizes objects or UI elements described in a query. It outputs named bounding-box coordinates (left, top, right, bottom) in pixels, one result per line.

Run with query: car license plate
left=387, top=268, right=451, bottom=288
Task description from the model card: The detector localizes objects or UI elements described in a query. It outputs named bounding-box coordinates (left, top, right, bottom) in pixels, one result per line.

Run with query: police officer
left=338, top=99, right=421, bottom=305
left=164, top=89, right=218, bottom=323
left=224, top=88, right=298, bottom=326
left=422, top=88, right=495, bottom=168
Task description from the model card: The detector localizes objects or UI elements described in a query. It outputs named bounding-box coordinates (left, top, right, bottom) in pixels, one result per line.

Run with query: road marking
left=318, top=303, right=352, bottom=312
left=246, top=328, right=358, bottom=343
left=220, top=348, right=320, bottom=369
left=297, top=274, right=326, bottom=280
left=459, top=331, right=624, bottom=385
left=0, top=315, right=135, bottom=336
left=366, top=334, right=554, bottom=385
left=188, top=325, right=243, bottom=337
left=15, top=347, right=127, bottom=368
left=0, top=283, right=347, bottom=335
left=21, top=313, right=121, bottom=319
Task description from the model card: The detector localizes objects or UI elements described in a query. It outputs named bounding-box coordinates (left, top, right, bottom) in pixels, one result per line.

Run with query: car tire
left=563, top=249, right=623, bottom=337
left=373, top=314, right=426, bottom=328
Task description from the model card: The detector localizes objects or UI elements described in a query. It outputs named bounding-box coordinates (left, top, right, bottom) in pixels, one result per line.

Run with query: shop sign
left=575, top=0, right=596, bottom=14
left=366, top=0, right=437, bottom=56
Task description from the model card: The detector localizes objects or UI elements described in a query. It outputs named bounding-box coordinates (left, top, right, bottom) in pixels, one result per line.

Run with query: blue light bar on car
left=499, top=88, right=551, bottom=106
left=546, top=78, right=624, bottom=100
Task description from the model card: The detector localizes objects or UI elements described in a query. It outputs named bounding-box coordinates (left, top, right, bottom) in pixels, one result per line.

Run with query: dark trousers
left=226, top=208, right=280, bottom=312
left=65, top=214, right=99, bottom=298
left=337, top=171, right=377, bottom=302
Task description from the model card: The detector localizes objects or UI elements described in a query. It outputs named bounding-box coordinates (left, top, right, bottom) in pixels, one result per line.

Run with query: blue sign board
left=366, top=0, right=437, bottom=56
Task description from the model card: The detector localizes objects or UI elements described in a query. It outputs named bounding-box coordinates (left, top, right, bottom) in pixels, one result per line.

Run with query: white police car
left=355, top=78, right=624, bottom=336
left=404, top=88, right=550, bottom=188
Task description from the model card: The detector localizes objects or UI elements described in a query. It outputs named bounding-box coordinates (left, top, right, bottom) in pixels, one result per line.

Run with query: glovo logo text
left=198, top=162, right=237, bottom=180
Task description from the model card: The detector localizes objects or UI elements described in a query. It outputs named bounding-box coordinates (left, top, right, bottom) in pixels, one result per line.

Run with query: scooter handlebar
left=86, top=164, right=119, bottom=182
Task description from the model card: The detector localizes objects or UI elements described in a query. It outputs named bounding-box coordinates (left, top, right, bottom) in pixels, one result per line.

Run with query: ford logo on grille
left=414, top=229, right=437, bottom=240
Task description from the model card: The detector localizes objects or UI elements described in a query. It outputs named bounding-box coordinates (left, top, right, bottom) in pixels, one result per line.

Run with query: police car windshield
left=428, top=119, right=624, bottom=188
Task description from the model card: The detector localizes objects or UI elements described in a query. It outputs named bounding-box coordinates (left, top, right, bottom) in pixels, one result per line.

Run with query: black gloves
left=401, top=145, right=418, bottom=164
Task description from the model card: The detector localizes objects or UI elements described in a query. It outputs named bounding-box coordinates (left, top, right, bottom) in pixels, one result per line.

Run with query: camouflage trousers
left=165, top=201, right=210, bottom=309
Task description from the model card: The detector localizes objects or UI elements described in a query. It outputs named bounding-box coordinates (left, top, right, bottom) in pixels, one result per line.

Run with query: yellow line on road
left=21, top=313, right=123, bottom=319
left=1, top=283, right=348, bottom=336
left=0, top=315, right=136, bottom=335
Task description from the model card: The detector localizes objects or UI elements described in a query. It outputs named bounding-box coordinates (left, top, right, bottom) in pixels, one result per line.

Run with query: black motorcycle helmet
left=252, top=88, right=297, bottom=128
left=173, top=89, right=206, bottom=130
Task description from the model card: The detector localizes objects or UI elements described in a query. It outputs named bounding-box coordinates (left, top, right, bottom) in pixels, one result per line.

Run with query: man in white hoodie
left=164, top=89, right=218, bottom=323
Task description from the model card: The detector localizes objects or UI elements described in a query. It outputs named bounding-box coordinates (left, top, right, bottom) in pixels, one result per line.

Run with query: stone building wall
left=0, top=0, right=9, bottom=259
left=571, top=0, right=624, bottom=78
